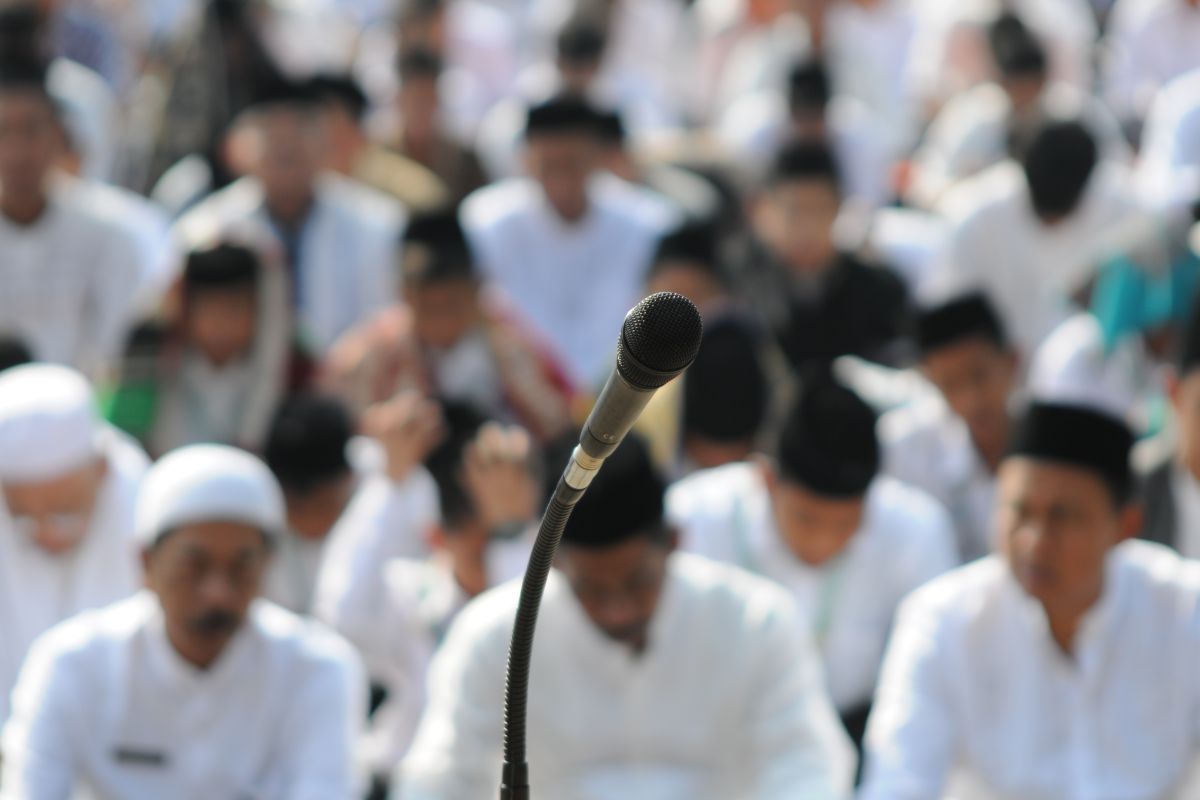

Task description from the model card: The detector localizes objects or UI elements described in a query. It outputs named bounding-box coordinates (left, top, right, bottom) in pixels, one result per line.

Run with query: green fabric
left=99, top=380, right=160, bottom=442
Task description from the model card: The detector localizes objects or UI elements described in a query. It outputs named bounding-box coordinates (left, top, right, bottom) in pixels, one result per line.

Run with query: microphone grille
left=617, top=292, right=704, bottom=390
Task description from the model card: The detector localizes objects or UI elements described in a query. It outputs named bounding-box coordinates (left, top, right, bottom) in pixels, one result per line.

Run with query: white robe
left=666, top=463, right=958, bottom=712
left=0, top=427, right=148, bottom=723
left=0, top=592, right=365, bottom=800
left=0, top=182, right=147, bottom=378
left=173, top=174, right=404, bottom=354
left=926, top=161, right=1148, bottom=358
left=398, top=553, right=856, bottom=799
left=313, top=465, right=528, bottom=775
left=461, top=173, right=679, bottom=389
left=1104, top=0, right=1200, bottom=121
left=881, top=396, right=997, bottom=562
left=1136, top=67, right=1200, bottom=212
left=861, top=541, right=1200, bottom=800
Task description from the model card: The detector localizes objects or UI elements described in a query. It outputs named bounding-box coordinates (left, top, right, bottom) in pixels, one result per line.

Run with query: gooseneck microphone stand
left=498, top=292, right=703, bottom=800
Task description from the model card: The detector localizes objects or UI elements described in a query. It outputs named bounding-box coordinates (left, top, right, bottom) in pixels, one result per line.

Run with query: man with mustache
left=1, top=444, right=365, bottom=798
left=861, top=402, right=1200, bottom=798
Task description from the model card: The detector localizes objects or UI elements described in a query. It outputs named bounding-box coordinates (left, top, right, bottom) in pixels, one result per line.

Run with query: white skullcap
left=136, top=444, right=286, bottom=546
left=0, top=363, right=102, bottom=483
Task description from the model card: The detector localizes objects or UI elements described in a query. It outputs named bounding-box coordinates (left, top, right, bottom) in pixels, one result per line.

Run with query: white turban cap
left=136, top=444, right=286, bottom=546
left=0, top=364, right=102, bottom=483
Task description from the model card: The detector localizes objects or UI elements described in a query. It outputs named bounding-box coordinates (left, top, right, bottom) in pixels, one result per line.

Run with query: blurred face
left=245, top=109, right=322, bottom=222
left=921, top=338, right=1017, bottom=464
left=398, top=76, right=440, bottom=142
left=404, top=279, right=481, bottom=350
left=320, top=105, right=363, bottom=174
left=646, top=262, right=726, bottom=315
left=764, top=463, right=864, bottom=567
left=753, top=179, right=840, bottom=277
left=284, top=473, right=354, bottom=540
left=524, top=133, right=599, bottom=222
left=430, top=519, right=490, bottom=597
left=556, top=532, right=673, bottom=652
left=996, top=458, right=1135, bottom=613
left=1001, top=74, right=1047, bottom=114
left=184, top=287, right=257, bottom=367
left=3, top=458, right=106, bottom=555
left=557, top=60, right=600, bottom=95
left=0, top=89, right=58, bottom=206
left=1171, top=371, right=1200, bottom=481
left=143, top=521, right=271, bottom=669
left=683, top=435, right=754, bottom=471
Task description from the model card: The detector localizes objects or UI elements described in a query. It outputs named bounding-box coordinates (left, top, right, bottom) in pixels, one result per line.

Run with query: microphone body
left=499, top=293, right=702, bottom=799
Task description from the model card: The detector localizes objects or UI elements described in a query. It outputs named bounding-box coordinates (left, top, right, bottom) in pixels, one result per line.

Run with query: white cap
left=136, top=444, right=286, bottom=546
left=0, top=364, right=102, bottom=483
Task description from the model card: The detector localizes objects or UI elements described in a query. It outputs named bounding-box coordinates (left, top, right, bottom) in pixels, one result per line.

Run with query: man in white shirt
left=0, top=59, right=146, bottom=378
left=461, top=94, right=679, bottom=390
left=174, top=79, right=405, bottom=355
left=399, top=434, right=856, bottom=799
left=668, top=371, right=957, bottom=751
left=316, top=400, right=539, bottom=792
left=929, top=118, right=1145, bottom=358
left=882, top=292, right=1018, bottom=561
left=0, top=364, right=148, bottom=724
left=862, top=401, right=1200, bottom=799
left=717, top=59, right=895, bottom=207
left=1, top=444, right=365, bottom=799
left=908, top=12, right=1126, bottom=209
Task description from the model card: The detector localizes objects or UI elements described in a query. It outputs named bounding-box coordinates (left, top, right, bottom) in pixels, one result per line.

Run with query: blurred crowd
left=2, top=0, right=1200, bottom=797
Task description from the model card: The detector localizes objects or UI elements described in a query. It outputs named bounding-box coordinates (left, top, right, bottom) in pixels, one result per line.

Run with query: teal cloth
left=1090, top=250, right=1200, bottom=354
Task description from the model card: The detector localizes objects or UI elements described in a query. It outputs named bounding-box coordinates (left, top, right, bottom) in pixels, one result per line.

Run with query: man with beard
left=1, top=444, right=364, bottom=798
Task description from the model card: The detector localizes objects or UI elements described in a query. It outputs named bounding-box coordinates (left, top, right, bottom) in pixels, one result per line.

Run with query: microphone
left=499, top=292, right=703, bottom=800
left=566, top=291, right=706, bottom=488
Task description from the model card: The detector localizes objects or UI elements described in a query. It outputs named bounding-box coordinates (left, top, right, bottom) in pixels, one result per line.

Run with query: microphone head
left=617, top=292, right=703, bottom=390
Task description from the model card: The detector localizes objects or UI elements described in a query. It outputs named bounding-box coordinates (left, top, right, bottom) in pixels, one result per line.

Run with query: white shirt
left=666, top=463, right=958, bottom=712
left=862, top=541, right=1200, bottom=800
left=461, top=173, right=678, bottom=388
left=1105, top=0, right=1200, bottom=121
left=928, top=161, right=1147, bottom=358
left=0, top=592, right=365, bottom=800
left=823, top=0, right=919, bottom=152
left=398, top=553, right=856, bottom=799
left=72, top=177, right=176, bottom=318
left=174, top=174, right=404, bottom=354
left=313, top=464, right=527, bottom=775
left=0, top=427, right=148, bottom=723
left=881, top=397, right=997, bottom=562
left=1137, top=67, right=1200, bottom=212
left=0, top=182, right=146, bottom=378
